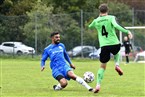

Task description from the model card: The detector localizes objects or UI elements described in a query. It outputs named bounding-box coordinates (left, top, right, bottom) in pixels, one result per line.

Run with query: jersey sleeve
left=62, top=44, right=72, bottom=65
left=88, top=20, right=96, bottom=29
left=111, top=16, right=129, bottom=34
left=41, top=49, right=49, bottom=67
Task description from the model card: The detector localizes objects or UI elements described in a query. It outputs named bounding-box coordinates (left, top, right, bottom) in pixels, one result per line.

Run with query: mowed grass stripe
left=0, top=58, right=144, bottom=97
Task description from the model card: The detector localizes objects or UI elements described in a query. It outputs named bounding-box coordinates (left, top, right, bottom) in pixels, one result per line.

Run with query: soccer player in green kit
left=89, top=3, right=133, bottom=93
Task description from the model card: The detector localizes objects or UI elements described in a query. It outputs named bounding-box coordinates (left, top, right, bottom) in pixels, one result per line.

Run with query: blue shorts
left=52, top=65, right=72, bottom=80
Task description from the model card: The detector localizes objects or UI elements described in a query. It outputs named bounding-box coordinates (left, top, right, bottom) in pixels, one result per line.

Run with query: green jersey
left=89, top=15, right=129, bottom=47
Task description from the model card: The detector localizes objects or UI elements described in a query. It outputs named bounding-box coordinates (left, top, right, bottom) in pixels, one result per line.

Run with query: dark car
left=67, top=46, right=97, bottom=57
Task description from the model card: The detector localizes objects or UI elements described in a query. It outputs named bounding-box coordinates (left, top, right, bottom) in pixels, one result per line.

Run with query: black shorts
left=56, top=75, right=65, bottom=81
left=100, top=44, right=121, bottom=63
left=125, top=49, right=130, bottom=54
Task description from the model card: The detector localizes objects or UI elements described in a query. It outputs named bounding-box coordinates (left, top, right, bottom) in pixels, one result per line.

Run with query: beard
left=54, top=40, right=60, bottom=44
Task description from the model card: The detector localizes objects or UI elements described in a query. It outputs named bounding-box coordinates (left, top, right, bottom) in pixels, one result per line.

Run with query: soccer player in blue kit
left=41, top=32, right=93, bottom=91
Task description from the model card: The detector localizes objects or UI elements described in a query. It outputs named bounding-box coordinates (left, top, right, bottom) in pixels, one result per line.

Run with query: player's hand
left=70, top=64, right=76, bottom=70
left=128, top=31, right=133, bottom=39
left=41, top=66, right=45, bottom=71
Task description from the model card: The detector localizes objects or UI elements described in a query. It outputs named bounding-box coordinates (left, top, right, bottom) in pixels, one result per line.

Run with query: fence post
left=35, top=12, right=38, bottom=55
left=81, top=10, right=84, bottom=58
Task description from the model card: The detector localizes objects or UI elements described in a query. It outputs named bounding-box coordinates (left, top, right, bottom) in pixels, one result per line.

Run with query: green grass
left=0, top=57, right=144, bottom=97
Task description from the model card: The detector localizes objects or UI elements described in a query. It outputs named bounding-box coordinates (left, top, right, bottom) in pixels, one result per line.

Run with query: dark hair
left=50, top=32, right=59, bottom=38
left=99, top=4, right=108, bottom=13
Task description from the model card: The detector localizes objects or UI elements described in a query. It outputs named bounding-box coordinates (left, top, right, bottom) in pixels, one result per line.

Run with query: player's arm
left=41, top=49, right=49, bottom=71
left=112, top=17, right=133, bottom=39
left=88, top=19, right=96, bottom=29
left=64, top=51, right=75, bottom=69
left=64, top=49, right=76, bottom=69
left=127, top=31, right=133, bottom=39
left=112, top=17, right=129, bottom=33
left=63, top=45, right=76, bottom=69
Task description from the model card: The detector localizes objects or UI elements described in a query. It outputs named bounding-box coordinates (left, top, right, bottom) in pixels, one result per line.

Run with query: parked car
left=89, top=48, right=114, bottom=59
left=89, top=48, right=101, bottom=59
left=0, top=42, right=35, bottom=55
left=67, top=46, right=97, bottom=57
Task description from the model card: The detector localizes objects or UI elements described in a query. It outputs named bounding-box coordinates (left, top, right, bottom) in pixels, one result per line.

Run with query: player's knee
left=56, top=75, right=68, bottom=88
left=60, top=79, right=68, bottom=88
left=69, top=74, right=77, bottom=80
left=68, top=71, right=77, bottom=80
left=100, top=64, right=106, bottom=70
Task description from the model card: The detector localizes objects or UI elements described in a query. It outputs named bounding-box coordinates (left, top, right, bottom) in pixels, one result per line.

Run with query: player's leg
left=67, top=70, right=93, bottom=91
left=114, top=52, right=123, bottom=75
left=94, top=46, right=110, bottom=93
left=125, top=51, right=129, bottom=63
left=111, top=44, right=121, bottom=66
left=53, top=75, right=68, bottom=90
left=94, top=63, right=106, bottom=93
left=126, top=54, right=129, bottom=63
left=112, top=44, right=123, bottom=75
left=114, top=52, right=120, bottom=66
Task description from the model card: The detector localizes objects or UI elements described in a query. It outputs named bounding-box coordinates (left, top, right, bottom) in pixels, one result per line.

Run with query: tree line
left=0, top=0, right=145, bottom=53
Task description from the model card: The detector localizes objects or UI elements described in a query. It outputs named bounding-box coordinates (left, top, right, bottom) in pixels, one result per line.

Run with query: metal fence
left=0, top=10, right=145, bottom=58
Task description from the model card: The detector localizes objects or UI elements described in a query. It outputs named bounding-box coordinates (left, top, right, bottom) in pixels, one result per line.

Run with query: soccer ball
left=83, top=71, right=95, bottom=83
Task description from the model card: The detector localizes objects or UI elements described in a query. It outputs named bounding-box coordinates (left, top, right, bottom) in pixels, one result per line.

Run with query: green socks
left=114, top=52, right=120, bottom=65
left=96, top=52, right=120, bottom=85
left=97, top=68, right=105, bottom=84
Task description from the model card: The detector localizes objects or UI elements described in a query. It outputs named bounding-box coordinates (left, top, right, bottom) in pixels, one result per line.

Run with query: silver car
left=0, top=42, right=35, bottom=55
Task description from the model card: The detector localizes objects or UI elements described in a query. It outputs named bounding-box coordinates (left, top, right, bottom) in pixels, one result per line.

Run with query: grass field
left=0, top=57, right=145, bottom=97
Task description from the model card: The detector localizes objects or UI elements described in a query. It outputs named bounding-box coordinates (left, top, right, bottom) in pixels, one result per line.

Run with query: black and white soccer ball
left=83, top=71, right=95, bottom=83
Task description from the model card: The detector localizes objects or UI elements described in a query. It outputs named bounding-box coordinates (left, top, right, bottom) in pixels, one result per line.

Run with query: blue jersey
left=41, top=43, right=72, bottom=70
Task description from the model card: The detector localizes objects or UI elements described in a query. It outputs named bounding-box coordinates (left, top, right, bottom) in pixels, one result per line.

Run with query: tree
left=49, top=14, right=81, bottom=50
left=134, top=30, right=145, bottom=49
left=45, top=0, right=98, bottom=14
left=0, top=14, right=28, bottom=43
left=23, top=0, right=53, bottom=53
left=0, top=0, right=36, bottom=44
left=0, top=0, right=36, bottom=15
left=108, top=2, right=132, bottom=26
left=0, top=0, right=5, bottom=5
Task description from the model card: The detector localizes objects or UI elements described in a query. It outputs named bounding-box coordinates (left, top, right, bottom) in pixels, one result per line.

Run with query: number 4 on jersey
left=102, top=25, right=108, bottom=38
